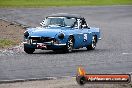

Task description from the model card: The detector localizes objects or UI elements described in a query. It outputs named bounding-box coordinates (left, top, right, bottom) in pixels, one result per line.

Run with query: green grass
left=0, top=39, right=16, bottom=48
left=0, top=0, right=132, bottom=7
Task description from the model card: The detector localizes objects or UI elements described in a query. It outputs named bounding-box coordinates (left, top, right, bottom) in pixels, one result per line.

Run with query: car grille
left=29, top=37, right=54, bottom=43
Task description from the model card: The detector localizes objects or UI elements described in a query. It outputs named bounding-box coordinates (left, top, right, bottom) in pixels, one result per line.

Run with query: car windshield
left=41, top=17, right=77, bottom=27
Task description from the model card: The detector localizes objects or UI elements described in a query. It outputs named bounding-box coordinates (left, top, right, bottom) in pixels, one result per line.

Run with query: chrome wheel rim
left=92, top=36, right=96, bottom=49
left=67, top=38, right=73, bottom=51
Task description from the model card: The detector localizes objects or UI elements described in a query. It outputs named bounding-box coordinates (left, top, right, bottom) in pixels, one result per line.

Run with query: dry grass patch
left=0, top=20, right=24, bottom=49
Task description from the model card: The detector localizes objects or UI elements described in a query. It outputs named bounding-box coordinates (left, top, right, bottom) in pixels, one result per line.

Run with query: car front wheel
left=64, top=36, right=74, bottom=53
left=24, top=46, right=35, bottom=54
left=87, top=36, right=96, bottom=50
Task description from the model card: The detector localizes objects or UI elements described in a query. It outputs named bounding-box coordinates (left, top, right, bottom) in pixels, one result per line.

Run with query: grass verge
left=0, top=19, right=24, bottom=49
left=0, top=0, right=132, bottom=7
left=0, top=39, right=16, bottom=49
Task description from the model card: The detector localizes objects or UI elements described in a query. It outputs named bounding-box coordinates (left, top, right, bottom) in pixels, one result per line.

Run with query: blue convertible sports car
left=23, top=13, right=101, bottom=54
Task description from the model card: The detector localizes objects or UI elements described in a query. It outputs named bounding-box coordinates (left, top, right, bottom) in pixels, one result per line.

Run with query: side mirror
left=82, top=24, right=90, bottom=29
left=82, top=25, right=87, bottom=28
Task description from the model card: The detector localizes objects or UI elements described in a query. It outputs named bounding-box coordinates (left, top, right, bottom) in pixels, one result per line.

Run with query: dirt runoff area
left=0, top=19, right=24, bottom=49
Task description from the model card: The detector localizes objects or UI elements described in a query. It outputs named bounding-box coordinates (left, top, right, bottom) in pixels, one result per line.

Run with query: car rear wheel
left=87, top=36, right=96, bottom=50
left=64, top=36, right=74, bottom=53
left=24, top=46, right=35, bottom=54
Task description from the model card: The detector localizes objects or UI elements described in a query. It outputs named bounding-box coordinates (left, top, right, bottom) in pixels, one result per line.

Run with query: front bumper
left=23, top=42, right=66, bottom=50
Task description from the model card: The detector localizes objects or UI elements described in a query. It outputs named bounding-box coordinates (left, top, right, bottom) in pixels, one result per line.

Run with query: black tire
left=87, top=36, right=97, bottom=50
left=64, top=36, right=74, bottom=53
left=24, top=46, right=35, bottom=54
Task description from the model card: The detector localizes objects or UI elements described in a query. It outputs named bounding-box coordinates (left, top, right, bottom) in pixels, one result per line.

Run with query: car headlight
left=58, top=33, right=65, bottom=39
left=24, top=31, right=29, bottom=38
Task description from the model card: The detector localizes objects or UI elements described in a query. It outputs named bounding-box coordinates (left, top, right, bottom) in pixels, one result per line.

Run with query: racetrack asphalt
left=0, top=6, right=132, bottom=82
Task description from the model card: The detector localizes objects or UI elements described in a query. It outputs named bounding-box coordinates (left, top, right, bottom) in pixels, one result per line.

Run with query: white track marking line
left=122, top=53, right=132, bottom=55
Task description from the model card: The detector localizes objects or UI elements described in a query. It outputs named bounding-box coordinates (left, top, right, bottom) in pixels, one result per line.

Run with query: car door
left=73, top=28, right=84, bottom=49
left=80, top=19, right=92, bottom=47
left=73, top=18, right=92, bottom=48
left=81, top=28, right=92, bottom=47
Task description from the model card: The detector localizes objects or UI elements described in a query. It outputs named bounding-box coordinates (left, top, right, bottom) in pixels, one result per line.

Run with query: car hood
left=27, top=27, right=66, bottom=38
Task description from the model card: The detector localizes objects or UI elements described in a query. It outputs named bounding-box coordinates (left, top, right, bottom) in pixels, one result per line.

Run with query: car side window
left=80, top=19, right=88, bottom=29
left=73, top=19, right=85, bottom=29
left=73, top=18, right=88, bottom=29
left=72, top=19, right=78, bottom=29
